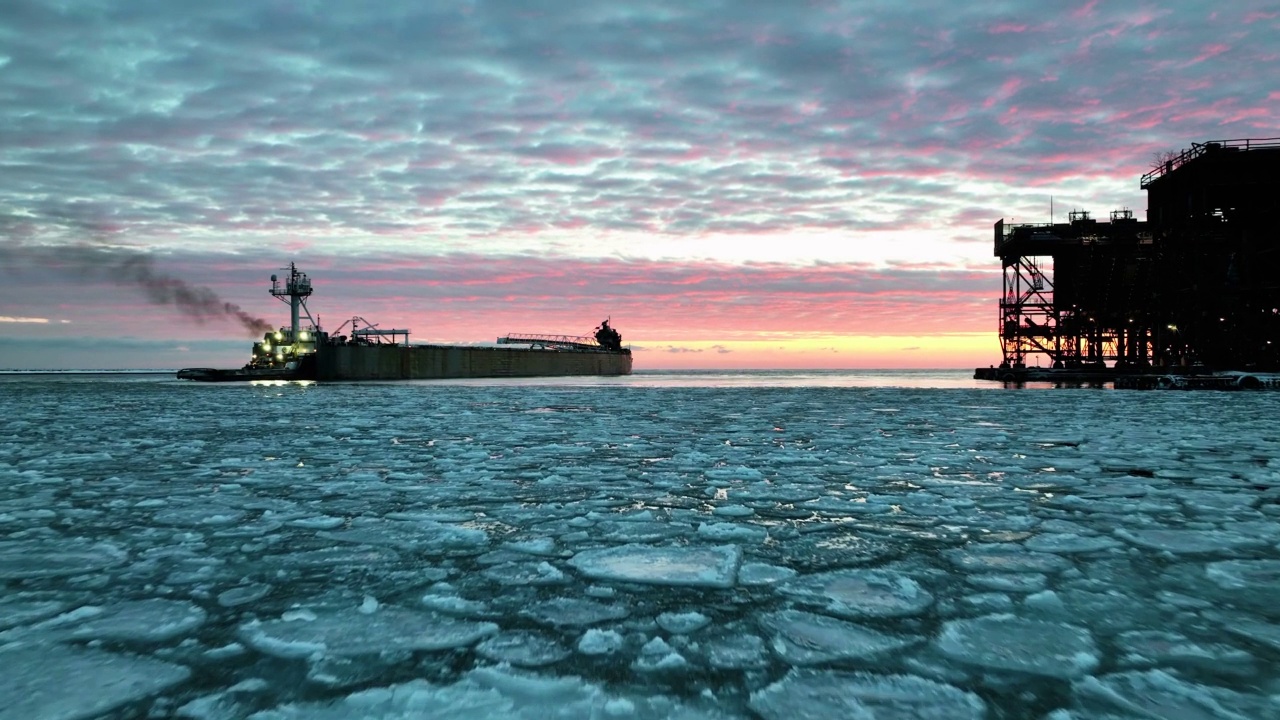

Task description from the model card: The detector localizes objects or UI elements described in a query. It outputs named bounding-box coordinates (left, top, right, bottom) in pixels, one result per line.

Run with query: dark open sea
left=1, top=370, right=1277, bottom=718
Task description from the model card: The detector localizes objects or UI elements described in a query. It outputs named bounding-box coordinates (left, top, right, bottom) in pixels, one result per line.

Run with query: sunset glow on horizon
left=1, top=1, right=1276, bottom=370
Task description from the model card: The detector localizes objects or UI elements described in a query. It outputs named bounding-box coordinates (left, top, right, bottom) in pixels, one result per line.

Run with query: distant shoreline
left=0, top=369, right=175, bottom=376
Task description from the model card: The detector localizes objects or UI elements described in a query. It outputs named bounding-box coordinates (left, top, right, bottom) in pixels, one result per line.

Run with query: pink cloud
left=1187, top=43, right=1231, bottom=66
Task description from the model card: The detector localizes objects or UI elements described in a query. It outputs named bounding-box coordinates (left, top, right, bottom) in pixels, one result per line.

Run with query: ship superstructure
left=246, top=264, right=321, bottom=372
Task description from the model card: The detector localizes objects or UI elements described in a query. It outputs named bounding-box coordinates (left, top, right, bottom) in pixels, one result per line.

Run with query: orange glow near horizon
left=633, top=332, right=997, bottom=369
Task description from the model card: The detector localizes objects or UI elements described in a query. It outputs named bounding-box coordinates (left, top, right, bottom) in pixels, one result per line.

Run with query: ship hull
left=176, top=367, right=310, bottom=382
left=179, top=345, right=632, bottom=382
left=315, top=344, right=632, bottom=381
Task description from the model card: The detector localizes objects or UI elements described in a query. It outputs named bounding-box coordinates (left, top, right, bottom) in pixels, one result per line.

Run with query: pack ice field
left=1, top=374, right=1278, bottom=719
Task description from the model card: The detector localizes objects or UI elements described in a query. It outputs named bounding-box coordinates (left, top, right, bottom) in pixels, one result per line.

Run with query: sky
left=1, top=0, right=1277, bottom=370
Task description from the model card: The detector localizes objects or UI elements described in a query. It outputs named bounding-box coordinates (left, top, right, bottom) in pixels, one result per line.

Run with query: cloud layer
left=1, top=1, right=1276, bottom=367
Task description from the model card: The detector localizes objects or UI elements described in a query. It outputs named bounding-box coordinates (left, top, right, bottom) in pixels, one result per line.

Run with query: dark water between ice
left=1, top=372, right=1278, bottom=718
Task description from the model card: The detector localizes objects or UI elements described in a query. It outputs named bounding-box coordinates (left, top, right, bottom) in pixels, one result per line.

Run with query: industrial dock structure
left=177, top=264, right=632, bottom=382
left=975, top=137, right=1280, bottom=388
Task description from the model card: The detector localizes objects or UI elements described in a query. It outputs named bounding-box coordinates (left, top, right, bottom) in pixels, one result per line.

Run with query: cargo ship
left=176, top=264, right=632, bottom=382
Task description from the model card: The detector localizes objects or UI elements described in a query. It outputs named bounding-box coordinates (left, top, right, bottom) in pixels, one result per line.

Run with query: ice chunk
left=943, top=544, right=1072, bottom=574
left=475, top=632, right=571, bottom=667
left=568, top=544, right=742, bottom=588
left=696, top=522, right=767, bottom=542
left=657, top=611, right=711, bottom=634
left=749, top=669, right=984, bottom=720
left=761, top=609, right=921, bottom=666
left=739, top=562, right=797, bottom=586
left=0, top=645, right=190, bottom=719
left=248, top=666, right=713, bottom=719
left=576, top=628, right=624, bottom=655
left=964, top=573, right=1047, bottom=593
left=1073, top=669, right=1268, bottom=720
left=771, top=532, right=895, bottom=571
left=64, top=598, right=207, bottom=644
left=0, top=599, right=68, bottom=630
left=1025, top=533, right=1121, bottom=554
left=481, top=561, right=568, bottom=586
left=320, top=517, right=490, bottom=551
left=704, top=630, right=769, bottom=670
left=0, top=539, right=127, bottom=579
left=1116, top=630, right=1255, bottom=676
left=522, top=597, right=630, bottom=627
left=238, top=606, right=497, bottom=659
left=218, top=583, right=273, bottom=608
left=420, top=593, right=493, bottom=618
left=266, top=546, right=400, bottom=568
left=778, top=569, right=934, bottom=618
left=176, top=678, right=270, bottom=719
left=1115, top=528, right=1268, bottom=555
left=1205, top=559, right=1280, bottom=590
left=631, top=636, right=688, bottom=673
left=935, top=614, right=1098, bottom=678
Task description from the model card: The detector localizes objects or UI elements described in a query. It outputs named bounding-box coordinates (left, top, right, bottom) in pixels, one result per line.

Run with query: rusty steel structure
left=991, top=138, right=1280, bottom=374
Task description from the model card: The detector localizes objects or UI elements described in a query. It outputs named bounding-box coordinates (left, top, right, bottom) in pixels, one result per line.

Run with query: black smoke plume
left=0, top=236, right=273, bottom=336
left=114, top=254, right=273, bottom=335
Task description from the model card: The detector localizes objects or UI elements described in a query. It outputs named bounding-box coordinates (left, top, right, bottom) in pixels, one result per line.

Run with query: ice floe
left=5, top=375, right=1280, bottom=717
left=935, top=614, right=1099, bottom=678
left=0, top=645, right=190, bottom=719
left=778, top=568, right=934, bottom=618
left=238, top=606, right=498, bottom=659
left=749, top=669, right=985, bottom=720
left=760, top=609, right=921, bottom=665
left=568, top=543, right=742, bottom=588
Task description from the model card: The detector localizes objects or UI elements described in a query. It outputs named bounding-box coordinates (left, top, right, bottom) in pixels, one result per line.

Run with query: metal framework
left=991, top=138, right=1280, bottom=372
left=496, top=333, right=602, bottom=352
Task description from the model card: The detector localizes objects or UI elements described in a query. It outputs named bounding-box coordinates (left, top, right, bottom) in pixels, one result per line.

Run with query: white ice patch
left=749, top=669, right=984, bottom=720
left=778, top=569, right=934, bottom=618
left=935, top=614, right=1098, bottom=679
left=568, top=544, right=742, bottom=588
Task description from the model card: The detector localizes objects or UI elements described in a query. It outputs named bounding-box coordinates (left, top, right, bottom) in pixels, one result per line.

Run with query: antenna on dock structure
left=269, top=263, right=317, bottom=341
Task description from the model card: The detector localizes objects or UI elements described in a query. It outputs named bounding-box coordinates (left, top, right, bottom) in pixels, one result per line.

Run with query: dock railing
left=1141, top=137, right=1280, bottom=188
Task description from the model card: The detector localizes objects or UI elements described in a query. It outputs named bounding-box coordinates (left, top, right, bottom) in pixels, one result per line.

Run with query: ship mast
left=269, top=263, right=315, bottom=340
